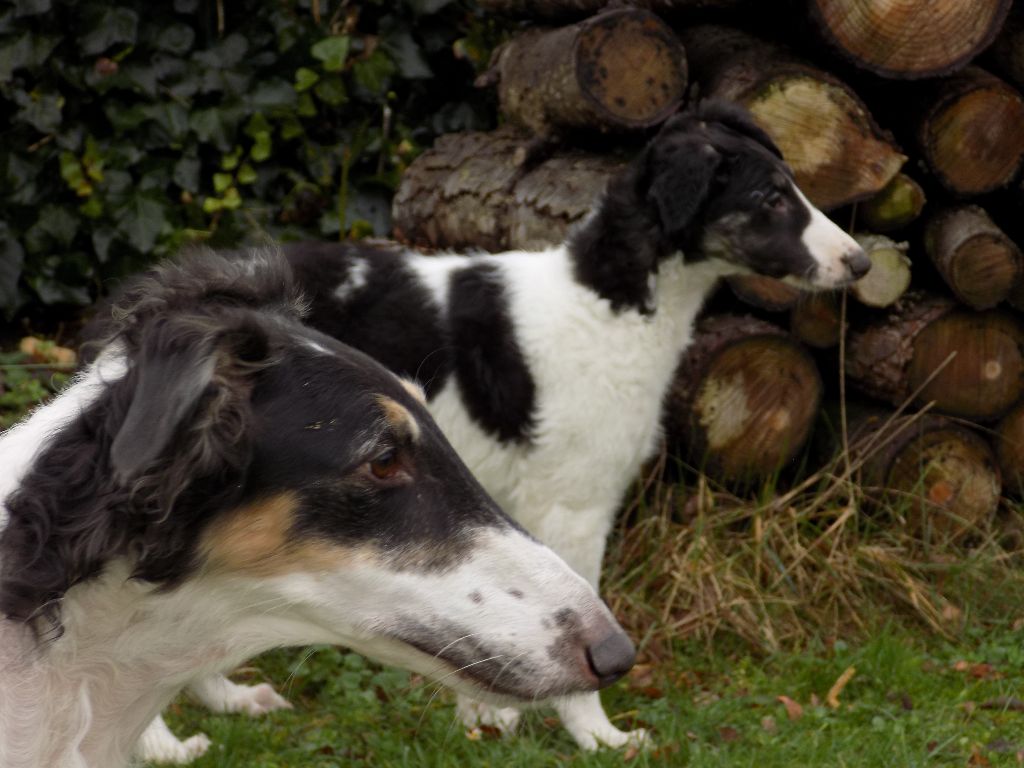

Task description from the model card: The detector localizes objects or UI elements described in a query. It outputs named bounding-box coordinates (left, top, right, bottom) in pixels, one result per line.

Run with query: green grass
left=159, top=625, right=1024, bottom=767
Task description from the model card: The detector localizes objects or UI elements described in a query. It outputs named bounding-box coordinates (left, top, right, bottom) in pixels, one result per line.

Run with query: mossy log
left=845, top=293, right=1024, bottom=421
left=857, top=173, right=926, bottom=233
left=851, top=410, right=1001, bottom=537
left=790, top=292, right=842, bottom=349
left=924, top=205, right=1023, bottom=310
left=727, top=275, right=801, bottom=312
left=680, top=25, right=905, bottom=210
left=850, top=234, right=912, bottom=309
left=480, top=8, right=687, bottom=137
left=808, top=0, right=1012, bottom=79
left=475, top=0, right=743, bottom=17
left=988, top=7, right=1024, bottom=90
left=915, top=67, right=1024, bottom=196
left=391, top=128, right=623, bottom=251
left=996, top=400, right=1024, bottom=496
left=664, top=315, right=822, bottom=484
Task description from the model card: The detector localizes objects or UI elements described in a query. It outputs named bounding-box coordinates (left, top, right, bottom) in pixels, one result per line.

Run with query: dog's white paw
left=576, top=725, right=649, bottom=751
left=221, top=682, right=293, bottom=716
left=456, top=696, right=521, bottom=736
left=136, top=717, right=211, bottom=765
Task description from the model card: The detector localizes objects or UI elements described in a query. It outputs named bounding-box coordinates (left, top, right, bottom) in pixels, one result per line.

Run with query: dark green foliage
left=0, top=0, right=506, bottom=318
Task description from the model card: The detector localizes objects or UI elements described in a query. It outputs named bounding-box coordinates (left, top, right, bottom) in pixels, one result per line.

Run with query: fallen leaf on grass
left=969, top=744, right=991, bottom=765
left=827, top=666, right=856, bottom=709
left=980, top=697, right=1024, bottom=711
left=761, top=715, right=777, bottom=733
left=777, top=695, right=803, bottom=721
left=953, top=661, right=1003, bottom=680
left=718, top=726, right=740, bottom=743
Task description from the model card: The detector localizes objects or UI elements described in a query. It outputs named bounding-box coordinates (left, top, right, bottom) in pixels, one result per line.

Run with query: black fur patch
left=448, top=262, right=536, bottom=444
left=286, top=243, right=536, bottom=445
left=285, top=241, right=452, bottom=398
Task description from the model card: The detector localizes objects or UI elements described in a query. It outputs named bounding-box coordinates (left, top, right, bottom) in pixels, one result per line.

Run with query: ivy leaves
left=0, top=0, right=502, bottom=318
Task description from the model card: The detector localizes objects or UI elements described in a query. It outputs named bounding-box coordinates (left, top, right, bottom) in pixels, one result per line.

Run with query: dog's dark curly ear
left=111, top=316, right=270, bottom=485
left=697, top=99, right=782, bottom=159
left=646, top=139, right=722, bottom=242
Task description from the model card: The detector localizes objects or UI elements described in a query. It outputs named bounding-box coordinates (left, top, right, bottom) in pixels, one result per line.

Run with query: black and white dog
left=0, top=250, right=634, bottom=768
left=173, top=100, right=870, bottom=753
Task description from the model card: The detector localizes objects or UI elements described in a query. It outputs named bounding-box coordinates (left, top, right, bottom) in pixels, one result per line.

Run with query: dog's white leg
left=187, top=673, right=292, bottom=716
left=135, top=715, right=211, bottom=765
left=554, top=693, right=647, bottom=750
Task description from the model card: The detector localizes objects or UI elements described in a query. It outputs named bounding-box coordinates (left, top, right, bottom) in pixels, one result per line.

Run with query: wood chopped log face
left=809, top=0, right=1013, bottom=79
left=746, top=76, right=905, bottom=209
left=728, top=274, right=801, bottom=312
left=921, top=71, right=1024, bottom=195
left=790, top=292, right=842, bottom=349
left=857, top=173, right=926, bottom=233
left=666, top=316, right=822, bottom=485
left=908, top=312, right=1024, bottom=421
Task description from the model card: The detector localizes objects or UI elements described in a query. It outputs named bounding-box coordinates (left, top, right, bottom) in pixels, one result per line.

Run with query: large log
left=995, top=401, right=1024, bottom=496
left=988, top=7, right=1024, bottom=90
left=856, top=173, right=926, bottom=233
left=924, top=205, right=1023, bottom=310
left=852, top=411, right=1001, bottom=538
left=915, top=67, right=1024, bottom=196
left=845, top=293, right=1024, bottom=421
left=680, top=25, right=905, bottom=210
left=481, top=8, right=686, bottom=136
left=664, top=315, right=822, bottom=484
left=808, top=0, right=1013, bottom=79
left=391, top=128, right=623, bottom=251
left=850, top=234, right=912, bottom=309
left=476, top=0, right=743, bottom=18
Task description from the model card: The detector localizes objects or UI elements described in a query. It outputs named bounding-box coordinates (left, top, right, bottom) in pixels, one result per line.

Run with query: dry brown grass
left=604, top=423, right=1024, bottom=661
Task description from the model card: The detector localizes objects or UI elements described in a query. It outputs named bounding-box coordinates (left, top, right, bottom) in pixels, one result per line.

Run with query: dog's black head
left=572, top=100, right=869, bottom=312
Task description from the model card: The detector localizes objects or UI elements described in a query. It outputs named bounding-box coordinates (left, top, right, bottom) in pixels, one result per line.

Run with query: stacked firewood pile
left=391, top=0, right=1024, bottom=530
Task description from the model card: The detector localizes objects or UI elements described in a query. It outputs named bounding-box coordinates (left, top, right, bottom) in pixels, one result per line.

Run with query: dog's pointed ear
left=645, top=140, right=722, bottom=241
left=111, top=318, right=270, bottom=484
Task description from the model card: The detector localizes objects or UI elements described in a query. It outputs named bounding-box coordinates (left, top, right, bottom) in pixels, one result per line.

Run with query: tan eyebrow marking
left=400, top=378, right=427, bottom=405
left=376, top=394, right=421, bottom=442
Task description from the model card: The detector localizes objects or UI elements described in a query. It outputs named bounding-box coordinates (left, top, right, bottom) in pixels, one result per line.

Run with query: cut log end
left=790, top=292, right=842, bottom=349
left=810, top=0, right=1014, bottom=78
left=575, top=11, right=686, bottom=127
left=923, top=78, right=1024, bottom=195
left=858, top=173, right=926, bottom=233
left=908, top=311, right=1024, bottom=421
left=856, top=414, right=1001, bottom=539
left=667, top=317, right=822, bottom=484
left=851, top=234, right=912, bottom=308
left=746, top=75, right=905, bottom=209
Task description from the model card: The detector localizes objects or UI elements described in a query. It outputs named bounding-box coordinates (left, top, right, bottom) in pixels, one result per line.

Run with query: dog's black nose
left=586, top=629, right=636, bottom=688
left=841, top=247, right=872, bottom=279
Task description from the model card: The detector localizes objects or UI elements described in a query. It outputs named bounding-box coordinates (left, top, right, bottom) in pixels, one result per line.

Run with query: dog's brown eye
left=764, top=191, right=785, bottom=209
left=369, top=449, right=401, bottom=480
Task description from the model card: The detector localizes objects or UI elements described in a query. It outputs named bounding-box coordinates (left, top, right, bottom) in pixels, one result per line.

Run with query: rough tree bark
left=664, top=315, right=822, bottom=484
left=790, top=292, right=842, bottom=349
left=851, top=410, right=1001, bottom=537
left=850, top=234, right=912, bottom=309
left=808, top=0, right=1013, bottom=79
left=924, top=205, right=1023, bottom=310
left=476, top=0, right=744, bottom=17
left=986, top=6, right=1024, bottom=90
left=845, top=293, right=1024, bottom=421
left=481, top=8, right=687, bottom=137
left=914, top=67, right=1024, bottom=196
left=857, top=173, right=926, bottom=233
left=391, top=128, right=623, bottom=251
left=680, top=25, right=905, bottom=210
left=727, top=275, right=801, bottom=312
